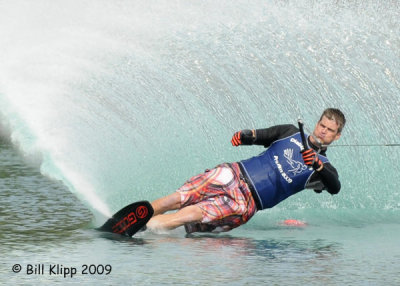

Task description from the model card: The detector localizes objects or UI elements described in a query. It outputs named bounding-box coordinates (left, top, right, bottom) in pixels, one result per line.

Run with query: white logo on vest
left=284, top=148, right=308, bottom=176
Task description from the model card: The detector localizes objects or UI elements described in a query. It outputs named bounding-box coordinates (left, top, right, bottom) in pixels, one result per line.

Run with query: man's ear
left=334, top=132, right=341, bottom=141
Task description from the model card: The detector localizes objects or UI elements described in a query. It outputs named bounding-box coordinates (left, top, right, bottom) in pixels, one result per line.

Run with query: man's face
left=311, top=115, right=341, bottom=145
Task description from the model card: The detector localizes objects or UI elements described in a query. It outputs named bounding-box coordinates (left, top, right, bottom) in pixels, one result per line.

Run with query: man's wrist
left=315, top=163, right=324, bottom=172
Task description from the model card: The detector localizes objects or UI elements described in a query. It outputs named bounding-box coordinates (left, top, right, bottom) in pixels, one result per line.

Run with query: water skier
left=146, top=108, right=345, bottom=233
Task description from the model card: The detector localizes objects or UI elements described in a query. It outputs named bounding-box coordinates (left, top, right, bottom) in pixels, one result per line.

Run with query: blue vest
left=239, top=132, right=328, bottom=210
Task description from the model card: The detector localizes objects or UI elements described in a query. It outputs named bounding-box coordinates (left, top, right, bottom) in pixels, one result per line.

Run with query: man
left=146, top=108, right=345, bottom=233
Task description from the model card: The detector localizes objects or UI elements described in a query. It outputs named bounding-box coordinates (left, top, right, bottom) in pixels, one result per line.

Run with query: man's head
left=311, top=108, right=346, bottom=146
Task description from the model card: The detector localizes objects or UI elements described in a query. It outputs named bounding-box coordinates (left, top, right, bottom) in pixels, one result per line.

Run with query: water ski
left=98, top=201, right=154, bottom=237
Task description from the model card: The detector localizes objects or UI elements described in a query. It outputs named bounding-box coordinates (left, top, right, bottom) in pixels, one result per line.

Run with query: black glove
left=301, top=148, right=323, bottom=171
left=231, top=129, right=254, bottom=146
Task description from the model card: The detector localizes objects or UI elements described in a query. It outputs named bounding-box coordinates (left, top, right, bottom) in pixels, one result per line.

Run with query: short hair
left=320, top=108, right=346, bottom=133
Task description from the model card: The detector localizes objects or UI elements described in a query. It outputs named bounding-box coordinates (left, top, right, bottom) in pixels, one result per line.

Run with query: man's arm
left=309, top=163, right=341, bottom=195
left=232, top=124, right=299, bottom=147
left=254, top=124, right=298, bottom=147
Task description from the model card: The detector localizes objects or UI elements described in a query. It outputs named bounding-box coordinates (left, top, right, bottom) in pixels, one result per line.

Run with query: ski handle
left=298, top=119, right=307, bottom=152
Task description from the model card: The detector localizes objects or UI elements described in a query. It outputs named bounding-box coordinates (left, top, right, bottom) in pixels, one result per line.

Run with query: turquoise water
left=1, top=0, right=400, bottom=285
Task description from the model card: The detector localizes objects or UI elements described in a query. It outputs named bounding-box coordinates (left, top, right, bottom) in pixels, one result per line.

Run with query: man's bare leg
left=147, top=191, right=203, bottom=231
left=147, top=192, right=203, bottom=231
left=147, top=205, right=203, bottom=231
left=151, top=192, right=182, bottom=216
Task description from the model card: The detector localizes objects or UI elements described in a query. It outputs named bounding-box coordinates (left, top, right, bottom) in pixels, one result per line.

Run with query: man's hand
left=231, top=129, right=254, bottom=146
left=301, top=148, right=323, bottom=171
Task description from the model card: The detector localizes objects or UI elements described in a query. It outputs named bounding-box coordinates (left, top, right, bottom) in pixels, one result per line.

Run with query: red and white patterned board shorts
left=177, top=162, right=257, bottom=233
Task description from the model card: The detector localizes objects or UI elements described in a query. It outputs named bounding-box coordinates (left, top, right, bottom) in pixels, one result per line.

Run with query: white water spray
left=0, top=1, right=399, bottom=222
